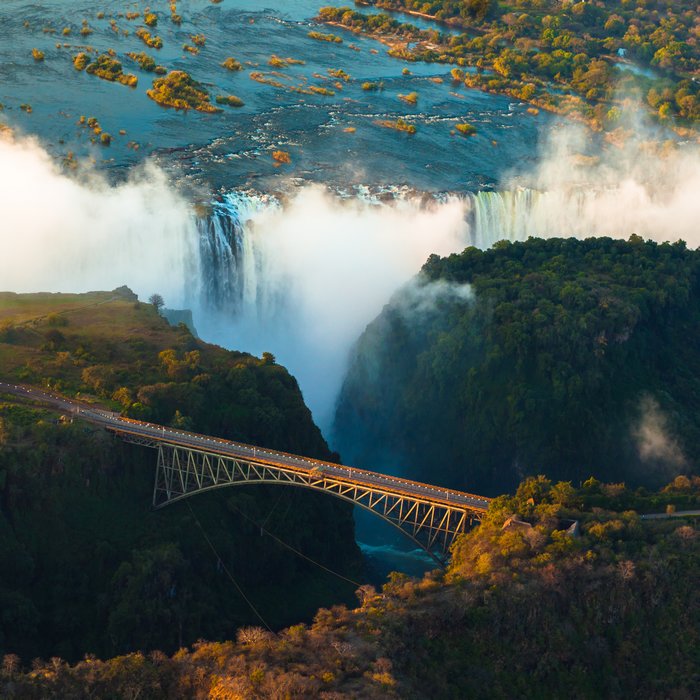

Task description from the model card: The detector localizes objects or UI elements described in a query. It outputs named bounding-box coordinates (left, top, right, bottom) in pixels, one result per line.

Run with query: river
left=0, top=0, right=549, bottom=192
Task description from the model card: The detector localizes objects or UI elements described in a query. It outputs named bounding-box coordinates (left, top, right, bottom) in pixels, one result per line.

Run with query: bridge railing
left=105, top=420, right=491, bottom=509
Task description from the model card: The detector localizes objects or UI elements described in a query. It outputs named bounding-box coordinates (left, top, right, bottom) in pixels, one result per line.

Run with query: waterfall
left=188, top=186, right=470, bottom=431
left=191, top=187, right=618, bottom=326
left=465, top=183, right=699, bottom=249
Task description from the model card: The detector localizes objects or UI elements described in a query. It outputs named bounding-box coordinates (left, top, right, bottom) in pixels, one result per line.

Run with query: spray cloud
left=0, top=133, right=197, bottom=306
left=485, top=118, right=700, bottom=246
left=633, top=395, right=687, bottom=474
left=197, top=186, right=470, bottom=431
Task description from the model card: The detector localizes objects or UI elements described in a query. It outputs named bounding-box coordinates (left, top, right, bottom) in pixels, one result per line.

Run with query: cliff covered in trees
left=334, top=236, right=700, bottom=493
left=0, top=290, right=361, bottom=662
left=3, top=476, right=698, bottom=698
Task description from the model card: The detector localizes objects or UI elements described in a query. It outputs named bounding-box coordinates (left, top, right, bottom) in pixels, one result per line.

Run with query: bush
left=221, top=57, right=242, bottom=71
left=455, top=122, right=476, bottom=135
left=215, top=95, right=244, bottom=107
left=272, top=150, right=291, bottom=164
left=73, top=52, right=89, bottom=70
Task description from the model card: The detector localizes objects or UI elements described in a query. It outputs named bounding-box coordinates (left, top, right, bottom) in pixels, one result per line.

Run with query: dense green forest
left=334, top=236, right=700, bottom=494
left=321, top=0, right=700, bottom=130
left=0, top=290, right=361, bottom=662
left=3, top=476, right=698, bottom=698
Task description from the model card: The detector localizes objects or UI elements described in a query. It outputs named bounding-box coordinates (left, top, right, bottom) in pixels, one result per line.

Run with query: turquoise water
left=0, top=0, right=550, bottom=191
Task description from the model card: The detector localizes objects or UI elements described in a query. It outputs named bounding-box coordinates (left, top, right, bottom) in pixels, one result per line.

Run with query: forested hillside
left=4, top=476, right=698, bottom=698
left=0, top=290, right=361, bottom=662
left=334, top=236, right=700, bottom=493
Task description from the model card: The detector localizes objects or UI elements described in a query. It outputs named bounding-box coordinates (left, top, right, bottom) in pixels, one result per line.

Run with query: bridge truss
left=123, top=438, right=484, bottom=561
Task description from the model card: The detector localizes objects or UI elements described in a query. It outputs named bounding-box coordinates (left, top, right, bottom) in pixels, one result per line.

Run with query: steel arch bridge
left=116, top=432, right=490, bottom=562
left=0, top=383, right=492, bottom=562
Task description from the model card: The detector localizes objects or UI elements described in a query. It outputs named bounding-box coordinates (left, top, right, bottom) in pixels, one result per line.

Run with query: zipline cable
left=228, top=500, right=364, bottom=588
left=186, top=500, right=274, bottom=633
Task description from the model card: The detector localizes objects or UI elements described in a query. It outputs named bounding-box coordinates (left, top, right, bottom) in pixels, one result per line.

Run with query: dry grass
left=0, top=291, right=200, bottom=393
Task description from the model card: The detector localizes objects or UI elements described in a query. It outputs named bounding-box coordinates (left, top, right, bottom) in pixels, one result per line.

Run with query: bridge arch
left=152, top=443, right=484, bottom=562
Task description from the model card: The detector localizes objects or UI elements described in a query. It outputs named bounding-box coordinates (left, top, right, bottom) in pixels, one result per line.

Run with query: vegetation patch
left=135, top=27, right=163, bottom=49
left=85, top=54, right=138, bottom=88
left=328, top=68, right=350, bottom=81
left=272, top=149, right=291, bottom=164
left=169, top=1, right=182, bottom=25
left=375, top=117, right=416, bottom=134
left=249, top=71, right=319, bottom=96
left=398, top=91, right=418, bottom=104
left=215, top=94, right=244, bottom=107
left=455, top=121, right=476, bottom=135
left=221, top=56, right=242, bottom=71
left=268, top=55, right=306, bottom=68
left=336, top=235, right=700, bottom=494
left=0, top=290, right=360, bottom=665
left=147, top=70, right=220, bottom=112
left=308, top=30, right=342, bottom=43
left=309, top=85, right=335, bottom=96
left=126, top=51, right=166, bottom=74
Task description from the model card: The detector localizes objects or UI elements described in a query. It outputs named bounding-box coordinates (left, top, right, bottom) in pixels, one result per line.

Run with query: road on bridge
left=0, top=382, right=491, bottom=512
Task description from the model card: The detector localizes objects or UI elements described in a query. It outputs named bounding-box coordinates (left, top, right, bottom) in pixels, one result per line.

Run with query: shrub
left=135, top=28, right=163, bottom=49
left=215, top=95, right=244, bottom=107
left=308, top=31, right=342, bottom=43
left=272, top=150, right=291, bottom=164
left=221, top=57, right=242, bottom=71
left=85, top=54, right=138, bottom=87
left=455, top=122, right=477, bottom=135
left=398, top=91, right=418, bottom=104
left=328, top=68, right=350, bottom=81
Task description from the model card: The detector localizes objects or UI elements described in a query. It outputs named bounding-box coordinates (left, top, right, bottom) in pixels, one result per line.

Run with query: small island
left=221, top=56, right=242, bottom=71
left=375, top=117, right=416, bottom=134
left=308, top=30, right=343, bottom=43
left=215, top=94, right=244, bottom=107
left=126, top=51, right=166, bottom=74
left=455, top=122, right=476, bottom=136
left=147, top=70, right=221, bottom=112
left=81, top=53, right=138, bottom=88
left=398, top=91, right=418, bottom=105
left=135, top=27, right=163, bottom=49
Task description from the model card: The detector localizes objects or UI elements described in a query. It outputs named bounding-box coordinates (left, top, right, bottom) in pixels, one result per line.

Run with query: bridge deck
left=0, top=382, right=491, bottom=514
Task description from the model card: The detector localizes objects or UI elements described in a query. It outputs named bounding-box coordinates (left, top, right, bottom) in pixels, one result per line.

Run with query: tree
left=149, top=293, right=165, bottom=313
